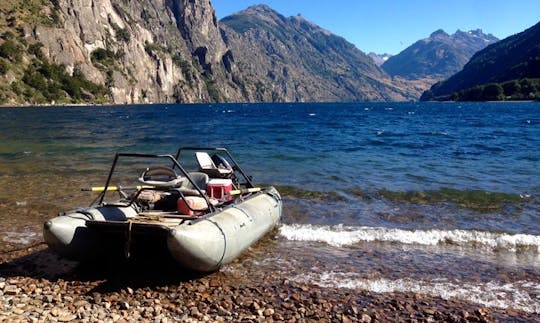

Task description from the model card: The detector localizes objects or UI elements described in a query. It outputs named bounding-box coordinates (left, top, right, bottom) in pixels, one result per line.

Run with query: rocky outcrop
left=1, top=0, right=246, bottom=104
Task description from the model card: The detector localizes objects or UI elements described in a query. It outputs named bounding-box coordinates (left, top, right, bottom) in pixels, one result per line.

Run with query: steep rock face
left=382, top=29, right=498, bottom=80
left=167, top=0, right=224, bottom=65
left=220, top=5, right=415, bottom=102
left=36, top=0, right=173, bottom=103
left=2, top=0, right=245, bottom=104
left=421, top=21, right=540, bottom=100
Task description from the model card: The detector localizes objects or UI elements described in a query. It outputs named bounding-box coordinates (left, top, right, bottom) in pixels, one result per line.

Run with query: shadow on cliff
left=0, top=244, right=209, bottom=293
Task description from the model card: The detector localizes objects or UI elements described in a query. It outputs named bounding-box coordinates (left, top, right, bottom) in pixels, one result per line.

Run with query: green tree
left=112, top=23, right=131, bottom=42
left=1, top=31, right=15, bottom=40
left=28, top=42, right=44, bottom=59
left=520, top=78, right=534, bottom=96
left=502, top=80, right=521, bottom=97
left=483, top=83, right=504, bottom=101
left=459, top=86, right=484, bottom=101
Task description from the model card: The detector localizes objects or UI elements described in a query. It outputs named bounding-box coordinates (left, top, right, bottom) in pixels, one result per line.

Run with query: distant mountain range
left=220, top=5, right=414, bottom=102
left=382, top=29, right=498, bottom=80
left=421, top=21, right=540, bottom=101
left=368, top=53, right=392, bottom=66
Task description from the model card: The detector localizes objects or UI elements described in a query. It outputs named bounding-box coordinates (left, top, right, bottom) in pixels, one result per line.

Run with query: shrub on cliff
left=0, top=59, right=8, bottom=75
left=0, top=40, right=22, bottom=62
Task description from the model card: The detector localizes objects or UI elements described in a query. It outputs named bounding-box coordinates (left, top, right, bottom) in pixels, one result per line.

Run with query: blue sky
left=211, top=0, right=540, bottom=55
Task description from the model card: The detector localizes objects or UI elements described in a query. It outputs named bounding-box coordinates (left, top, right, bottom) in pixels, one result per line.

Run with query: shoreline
left=0, top=245, right=536, bottom=322
left=1, top=100, right=538, bottom=109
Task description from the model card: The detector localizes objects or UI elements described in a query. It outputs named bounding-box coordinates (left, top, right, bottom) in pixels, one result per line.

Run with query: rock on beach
left=0, top=246, right=538, bottom=322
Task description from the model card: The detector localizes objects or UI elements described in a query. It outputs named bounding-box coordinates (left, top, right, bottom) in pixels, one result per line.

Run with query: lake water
left=0, top=102, right=539, bottom=313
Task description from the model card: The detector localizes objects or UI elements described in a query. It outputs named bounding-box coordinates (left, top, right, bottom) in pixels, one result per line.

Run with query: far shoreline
left=0, top=100, right=538, bottom=109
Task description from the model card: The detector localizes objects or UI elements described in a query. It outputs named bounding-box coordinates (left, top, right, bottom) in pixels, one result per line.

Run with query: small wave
left=279, top=224, right=540, bottom=252
left=291, top=272, right=540, bottom=313
left=419, top=131, right=450, bottom=137
left=2, top=230, right=40, bottom=244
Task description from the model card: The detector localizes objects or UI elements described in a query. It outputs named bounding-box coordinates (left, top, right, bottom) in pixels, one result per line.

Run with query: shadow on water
left=0, top=244, right=209, bottom=294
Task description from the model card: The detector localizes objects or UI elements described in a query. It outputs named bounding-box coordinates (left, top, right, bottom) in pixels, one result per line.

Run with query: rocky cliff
left=0, top=0, right=245, bottom=105
left=220, top=5, right=415, bottom=102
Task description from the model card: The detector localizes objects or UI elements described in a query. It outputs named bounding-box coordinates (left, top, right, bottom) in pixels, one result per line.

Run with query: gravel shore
left=1, top=244, right=538, bottom=322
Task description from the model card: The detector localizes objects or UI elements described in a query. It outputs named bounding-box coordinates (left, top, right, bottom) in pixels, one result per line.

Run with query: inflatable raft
left=43, top=148, right=282, bottom=272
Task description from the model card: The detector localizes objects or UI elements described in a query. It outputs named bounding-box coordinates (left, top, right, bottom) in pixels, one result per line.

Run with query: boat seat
left=177, top=172, right=209, bottom=196
left=138, top=166, right=184, bottom=188
left=195, top=152, right=233, bottom=178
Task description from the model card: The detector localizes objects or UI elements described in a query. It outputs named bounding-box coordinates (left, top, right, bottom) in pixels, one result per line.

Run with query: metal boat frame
left=92, top=147, right=257, bottom=217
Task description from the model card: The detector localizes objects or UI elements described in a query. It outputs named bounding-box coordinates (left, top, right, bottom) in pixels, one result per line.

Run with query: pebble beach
left=1, top=242, right=538, bottom=322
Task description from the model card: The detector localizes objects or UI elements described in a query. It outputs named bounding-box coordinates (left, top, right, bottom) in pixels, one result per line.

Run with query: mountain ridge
left=382, top=29, right=498, bottom=80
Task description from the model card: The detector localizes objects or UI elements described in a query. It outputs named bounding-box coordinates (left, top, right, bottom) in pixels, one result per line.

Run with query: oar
left=81, top=185, right=154, bottom=192
left=228, top=187, right=262, bottom=196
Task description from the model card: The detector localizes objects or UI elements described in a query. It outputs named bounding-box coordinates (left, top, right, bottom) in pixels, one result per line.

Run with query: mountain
left=220, top=5, right=415, bottom=102
left=382, top=29, right=498, bottom=80
left=421, top=21, right=540, bottom=101
left=368, top=52, right=392, bottom=66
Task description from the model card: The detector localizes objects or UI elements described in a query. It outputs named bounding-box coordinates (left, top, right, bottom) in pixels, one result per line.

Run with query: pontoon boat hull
left=168, top=187, right=281, bottom=271
left=43, top=188, right=282, bottom=271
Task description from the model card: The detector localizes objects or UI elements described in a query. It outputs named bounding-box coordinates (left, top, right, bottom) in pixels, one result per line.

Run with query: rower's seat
left=195, top=152, right=233, bottom=178
left=177, top=172, right=209, bottom=196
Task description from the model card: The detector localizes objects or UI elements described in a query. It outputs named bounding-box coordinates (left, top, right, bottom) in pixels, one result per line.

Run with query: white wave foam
left=2, top=230, right=40, bottom=244
left=279, top=224, right=540, bottom=252
left=291, top=271, right=540, bottom=313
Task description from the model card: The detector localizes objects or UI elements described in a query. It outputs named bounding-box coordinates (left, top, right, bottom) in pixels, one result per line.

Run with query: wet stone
left=3, top=285, right=20, bottom=295
left=424, top=308, right=436, bottom=315
left=0, top=246, right=539, bottom=323
left=361, top=313, right=372, bottom=322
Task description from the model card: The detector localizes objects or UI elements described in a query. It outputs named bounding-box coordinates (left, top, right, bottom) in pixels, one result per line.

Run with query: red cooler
left=206, top=179, right=233, bottom=201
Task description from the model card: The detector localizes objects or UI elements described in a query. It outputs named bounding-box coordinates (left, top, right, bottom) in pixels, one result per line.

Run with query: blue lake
left=0, top=102, right=539, bottom=313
